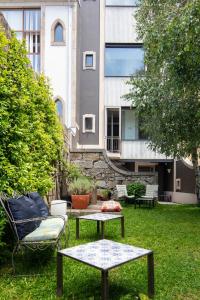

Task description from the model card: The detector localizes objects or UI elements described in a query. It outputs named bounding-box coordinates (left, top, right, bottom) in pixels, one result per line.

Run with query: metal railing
left=106, top=136, right=121, bottom=153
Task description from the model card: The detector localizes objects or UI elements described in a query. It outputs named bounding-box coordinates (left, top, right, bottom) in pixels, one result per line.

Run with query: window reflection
left=105, top=45, right=144, bottom=77
left=55, top=99, right=63, bottom=118
left=54, top=23, right=64, bottom=42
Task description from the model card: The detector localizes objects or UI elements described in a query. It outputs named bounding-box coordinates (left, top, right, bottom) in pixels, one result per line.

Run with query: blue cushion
left=28, top=192, right=49, bottom=217
left=8, top=196, right=41, bottom=240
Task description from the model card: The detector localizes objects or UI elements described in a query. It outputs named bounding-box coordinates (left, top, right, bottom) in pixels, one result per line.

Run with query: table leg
left=56, top=253, right=63, bottom=297
left=101, top=221, right=105, bottom=239
left=121, top=216, right=125, bottom=238
left=76, top=218, right=80, bottom=239
left=147, top=252, right=154, bottom=298
left=97, top=220, right=100, bottom=235
left=101, top=270, right=109, bottom=300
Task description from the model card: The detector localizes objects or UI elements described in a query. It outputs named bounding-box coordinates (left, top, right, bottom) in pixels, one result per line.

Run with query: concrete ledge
left=166, top=192, right=197, bottom=204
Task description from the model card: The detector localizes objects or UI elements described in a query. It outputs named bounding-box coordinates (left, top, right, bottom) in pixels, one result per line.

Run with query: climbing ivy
left=0, top=28, right=64, bottom=196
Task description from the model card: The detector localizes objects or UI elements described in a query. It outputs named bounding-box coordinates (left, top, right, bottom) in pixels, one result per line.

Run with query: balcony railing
left=106, top=136, right=120, bottom=153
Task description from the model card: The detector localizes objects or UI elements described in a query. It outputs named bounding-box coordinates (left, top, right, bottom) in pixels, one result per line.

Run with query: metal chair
left=0, top=195, right=70, bottom=273
left=136, top=185, right=158, bottom=208
left=116, top=185, right=135, bottom=203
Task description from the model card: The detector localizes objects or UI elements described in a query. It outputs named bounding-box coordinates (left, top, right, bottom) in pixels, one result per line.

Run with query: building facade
left=0, top=0, right=197, bottom=203
left=0, top=0, right=78, bottom=144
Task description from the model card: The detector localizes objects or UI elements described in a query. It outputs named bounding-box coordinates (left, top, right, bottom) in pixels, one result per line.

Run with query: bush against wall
left=0, top=28, right=64, bottom=196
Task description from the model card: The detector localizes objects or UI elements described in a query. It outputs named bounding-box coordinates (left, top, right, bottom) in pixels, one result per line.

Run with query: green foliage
left=125, top=0, right=200, bottom=158
left=0, top=28, right=64, bottom=196
left=68, top=177, right=92, bottom=195
left=124, top=0, right=200, bottom=197
left=127, top=182, right=145, bottom=198
left=97, top=189, right=112, bottom=200
left=64, top=162, right=82, bottom=183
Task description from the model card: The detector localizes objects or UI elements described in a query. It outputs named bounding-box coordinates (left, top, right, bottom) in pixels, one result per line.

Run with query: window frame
left=105, top=43, right=144, bottom=78
left=54, top=97, right=64, bottom=121
left=82, top=114, right=96, bottom=133
left=106, top=0, right=139, bottom=7
left=51, top=19, right=66, bottom=46
left=1, top=8, right=41, bottom=72
left=83, top=51, right=96, bottom=70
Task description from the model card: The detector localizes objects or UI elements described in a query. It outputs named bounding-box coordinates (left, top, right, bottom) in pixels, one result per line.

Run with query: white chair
left=116, top=185, right=135, bottom=203
left=136, top=185, right=158, bottom=208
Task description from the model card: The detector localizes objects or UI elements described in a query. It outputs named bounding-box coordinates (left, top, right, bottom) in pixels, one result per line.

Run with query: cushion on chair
left=27, top=192, right=49, bottom=217
left=101, top=200, right=122, bottom=212
left=8, top=196, right=42, bottom=240
left=22, top=217, right=65, bottom=242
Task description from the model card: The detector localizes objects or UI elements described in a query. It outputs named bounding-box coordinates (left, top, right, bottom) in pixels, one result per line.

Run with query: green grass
left=1, top=204, right=200, bottom=300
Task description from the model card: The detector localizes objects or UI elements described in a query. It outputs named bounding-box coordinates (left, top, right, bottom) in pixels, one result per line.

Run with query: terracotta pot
left=71, top=194, right=90, bottom=209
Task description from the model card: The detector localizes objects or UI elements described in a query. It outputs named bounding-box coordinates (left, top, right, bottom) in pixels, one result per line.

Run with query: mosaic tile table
left=76, top=213, right=125, bottom=239
left=56, top=239, right=154, bottom=300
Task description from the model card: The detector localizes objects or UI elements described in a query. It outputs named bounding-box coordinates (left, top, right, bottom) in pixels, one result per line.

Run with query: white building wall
left=105, top=7, right=140, bottom=43
left=105, top=77, right=131, bottom=107
left=44, top=5, right=72, bottom=128
left=121, top=141, right=170, bottom=160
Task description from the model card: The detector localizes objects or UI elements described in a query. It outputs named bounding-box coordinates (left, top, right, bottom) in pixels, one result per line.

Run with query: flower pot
left=71, top=194, right=90, bottom=209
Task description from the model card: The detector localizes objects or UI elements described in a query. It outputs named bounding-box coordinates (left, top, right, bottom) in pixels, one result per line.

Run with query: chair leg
left=12, top=243, right=19, bottom=274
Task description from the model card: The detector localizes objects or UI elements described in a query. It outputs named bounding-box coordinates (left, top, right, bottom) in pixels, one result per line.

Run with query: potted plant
left=68, top=177, right=92, bottom=209
left=97, top=189, right=112, bottom=201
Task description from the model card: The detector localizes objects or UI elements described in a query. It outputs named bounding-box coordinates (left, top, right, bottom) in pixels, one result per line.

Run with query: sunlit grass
left=0, top=204, right=200, bottom=300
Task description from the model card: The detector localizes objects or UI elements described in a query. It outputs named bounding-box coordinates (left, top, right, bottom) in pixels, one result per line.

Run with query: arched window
left=51, top=19, right=66, bottom=46
left=55, top=99, right=63, bottom=118
left=54, top=23, right=63, bottom=42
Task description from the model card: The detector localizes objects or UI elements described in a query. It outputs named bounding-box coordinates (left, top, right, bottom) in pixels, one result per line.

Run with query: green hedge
left=0, top=28, right=64, bottom=262
left=127, top=182, right=145, bottom=198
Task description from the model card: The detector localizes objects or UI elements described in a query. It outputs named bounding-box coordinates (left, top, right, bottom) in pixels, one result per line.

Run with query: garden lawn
left=0, top=204, right=200, bottom=300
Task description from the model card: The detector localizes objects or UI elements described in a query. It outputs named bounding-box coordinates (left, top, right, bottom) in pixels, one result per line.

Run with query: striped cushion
left=22, top=217, right=65, bottom=242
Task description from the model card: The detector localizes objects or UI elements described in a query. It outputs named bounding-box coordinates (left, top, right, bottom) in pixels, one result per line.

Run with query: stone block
left=73, top=160, right=93, bottom=169
left=96, top=180, right=107, bottom=188
left=82, top=153, right=100, bottom=161
left=94, top=161, right=108, bottom=169
left=70, top=153, right=83, bottom=160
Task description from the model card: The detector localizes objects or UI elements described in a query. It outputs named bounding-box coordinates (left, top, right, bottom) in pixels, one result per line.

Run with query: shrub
left=68, top=177, right=92, bottom=195
left=0, top=29, right=63, bottom=196
left=127, top=182, right=145, bottom=198
left=0, top=27, right=64, bottom=260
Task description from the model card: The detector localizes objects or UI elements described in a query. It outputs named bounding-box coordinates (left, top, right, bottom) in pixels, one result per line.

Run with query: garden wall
left=70, top=150, right=158, bottom=191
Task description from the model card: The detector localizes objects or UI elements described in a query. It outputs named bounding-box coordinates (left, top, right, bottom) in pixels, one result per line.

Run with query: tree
left=0, top=27, right=64, bottom=196
left=125, top=0, right=200, bottom=201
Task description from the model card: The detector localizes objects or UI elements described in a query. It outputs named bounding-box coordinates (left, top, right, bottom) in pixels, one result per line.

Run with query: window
left=121, top=109, right=147, bottom=141
left=83, top=51, right=96, bottom=70
left=1, top=9, right=41, bottom=72
left=105, top=44, right=144, bottom=77
left=106, top=0, right=139, bottom=6
left=83, top=114, right=95, bottom=133
left=55, top=99, right=63, bottom=118
left=106, top=109, right=120, bottom=153
left=54, top=23, right=63, bottom=42
left=51, top=19, right=66, bottom=46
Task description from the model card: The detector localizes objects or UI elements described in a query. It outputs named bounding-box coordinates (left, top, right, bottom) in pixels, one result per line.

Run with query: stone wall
left=70, top=150, right=158, bottom=190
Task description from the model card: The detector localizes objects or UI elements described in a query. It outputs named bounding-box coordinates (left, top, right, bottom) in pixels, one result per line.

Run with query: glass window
left=55, top=99, right=63, bottom=118
left=105, top=45, right=144, bottom=77
left=122, top=109, right=138, bottom=140
left=85, top=54, right=94, bottom=67
left=85, top=117, right=93, bottom=130
left=106, top=0, right=139, bottom=6
left=1, top=9, right=41, bottom=72
left=54, top=23, right=64, bottom=42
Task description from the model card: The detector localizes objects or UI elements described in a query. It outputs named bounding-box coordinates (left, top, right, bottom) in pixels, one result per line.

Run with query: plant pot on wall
left=71, top=194, right=90, bottom=209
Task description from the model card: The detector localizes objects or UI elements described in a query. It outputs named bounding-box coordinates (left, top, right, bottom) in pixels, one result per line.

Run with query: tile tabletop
left=77, top=213, right=123, bottom=221
left=59, top=239, right=152, bottom=271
